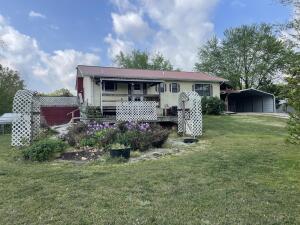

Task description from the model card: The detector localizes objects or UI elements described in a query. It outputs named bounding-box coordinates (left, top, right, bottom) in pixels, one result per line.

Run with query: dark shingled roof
left=77, top=65, right=227, bottom=83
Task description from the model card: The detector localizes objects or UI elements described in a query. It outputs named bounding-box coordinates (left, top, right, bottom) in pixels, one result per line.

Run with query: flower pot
left=121, top=148, right=131, bottom=159
left=109, top=148, right=131, bottom=159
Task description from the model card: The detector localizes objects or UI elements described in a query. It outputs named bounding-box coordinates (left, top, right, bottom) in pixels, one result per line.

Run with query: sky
left=0, top=0, right=292, bottom=93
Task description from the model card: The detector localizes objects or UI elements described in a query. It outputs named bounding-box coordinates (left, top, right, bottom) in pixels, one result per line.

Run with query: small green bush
left=64, top=122, right=88, bottom=146
left=22, top=139, right=67, bottom=162
left=201, top=97, right=225, bottom=115
left=287, top=112, right=300, bottom=144
left=79, top=137, right=97, bottom=147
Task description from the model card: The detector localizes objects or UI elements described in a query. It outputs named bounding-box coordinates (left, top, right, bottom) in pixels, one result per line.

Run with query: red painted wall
left=41, top=107, right=80, bottom=126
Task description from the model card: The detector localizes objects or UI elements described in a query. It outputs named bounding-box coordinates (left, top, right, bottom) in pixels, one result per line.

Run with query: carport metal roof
left=228, top=88, right=275, bottom=97
left=0, top=113, right=18, bottom=125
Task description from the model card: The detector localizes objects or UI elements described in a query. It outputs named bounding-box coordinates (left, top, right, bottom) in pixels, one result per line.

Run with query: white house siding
left=149, top=81, right=220, bottom=108
left=87, top=80, right=221, bottom=108
left=102, top=83, right=128, bottom=107
left=83, top=77, right=92, bottom=105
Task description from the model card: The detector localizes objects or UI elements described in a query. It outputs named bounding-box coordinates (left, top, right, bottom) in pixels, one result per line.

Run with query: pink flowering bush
left=66, top=121, right=170, bottom=151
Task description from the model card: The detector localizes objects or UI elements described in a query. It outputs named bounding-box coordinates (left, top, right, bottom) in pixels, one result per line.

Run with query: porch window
left=103, top=81, right=117, bottom=92
left=133, top=83, right=141, bottom=90
left=193, top=84, right=212, bottom=96
left=169, top=83, right=180, bottom=93
left=155, top=83, right=166, bottom=93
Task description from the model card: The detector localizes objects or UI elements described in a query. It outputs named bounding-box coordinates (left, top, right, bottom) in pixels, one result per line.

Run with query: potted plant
left=109, top=143, right=131, bottom=159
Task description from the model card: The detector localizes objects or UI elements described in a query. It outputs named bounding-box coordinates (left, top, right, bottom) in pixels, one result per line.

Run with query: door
left=132, top=83, right=143, bottom=95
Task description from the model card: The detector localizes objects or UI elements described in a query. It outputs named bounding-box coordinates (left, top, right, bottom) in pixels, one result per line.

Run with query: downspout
left=100, top=79, right=103, bottom=115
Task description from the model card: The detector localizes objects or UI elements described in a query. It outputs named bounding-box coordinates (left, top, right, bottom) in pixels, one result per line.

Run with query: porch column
left=131, top=82, right=134, bottom=101
left=158, top=83, right=161, bottom=108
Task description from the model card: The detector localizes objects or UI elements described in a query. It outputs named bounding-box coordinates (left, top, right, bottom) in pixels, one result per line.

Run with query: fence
left=116, top=101, right=158, bottom=121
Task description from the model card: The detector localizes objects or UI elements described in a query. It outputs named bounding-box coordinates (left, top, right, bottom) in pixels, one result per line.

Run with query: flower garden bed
left=59, top=121, right=170, bottom=161
left=21, top=121, right=171, bottom=162
left=60, top=148, right=104, bottom=161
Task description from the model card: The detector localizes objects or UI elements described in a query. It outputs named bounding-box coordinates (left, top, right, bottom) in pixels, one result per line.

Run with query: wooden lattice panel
left=11, top=90, right=40, bottom=146
left=178, top=92, right=202, bottom=137
left=38, top=96, right=79, bottom=106
left=116, top=101, right=158, bottom=121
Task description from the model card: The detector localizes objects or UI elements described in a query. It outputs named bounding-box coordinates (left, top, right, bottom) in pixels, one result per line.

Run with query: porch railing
left=116, top=101, right=158, bottom=121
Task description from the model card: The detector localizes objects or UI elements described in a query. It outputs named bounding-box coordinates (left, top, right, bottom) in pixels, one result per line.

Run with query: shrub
left=149, top=128, right=170, bottom=148
left=201, top=97, right=225, bottom=115
left=96, top=128, right=118, bottom=149
left=64, top=122, right=88, bottom=146
left=113, top=123, right=170, bottom=151
left=22, top=139, right=67, bottom=161
left=79, top=137, right=97, bottom=147
left=287, top=112, right=300, bottom=144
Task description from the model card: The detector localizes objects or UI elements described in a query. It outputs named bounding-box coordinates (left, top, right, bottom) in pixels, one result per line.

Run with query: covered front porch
left=92, top=77, right=164, bottom=115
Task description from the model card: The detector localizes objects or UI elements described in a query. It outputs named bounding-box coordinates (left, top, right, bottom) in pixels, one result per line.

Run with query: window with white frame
left=155, top=83, right=166, bottom=93
left=169, top=83, right=180, bottom=93
left=102, top=81, right=117, bottom=92
left=193, top=84, right=212, bottom=96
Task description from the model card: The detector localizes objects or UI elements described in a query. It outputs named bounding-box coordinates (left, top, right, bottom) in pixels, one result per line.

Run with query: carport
left=225, top=88, right=275, bottom=113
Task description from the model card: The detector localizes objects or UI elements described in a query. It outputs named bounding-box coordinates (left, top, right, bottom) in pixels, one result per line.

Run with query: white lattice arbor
left=116, top=101, right=158, bottom=121
left=11, top=90, right=40, bottom=146
left=178, top=92, right=202, bottom=137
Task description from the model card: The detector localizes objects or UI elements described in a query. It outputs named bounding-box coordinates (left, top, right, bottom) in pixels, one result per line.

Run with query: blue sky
left=0, top=0, right=292, bottom=92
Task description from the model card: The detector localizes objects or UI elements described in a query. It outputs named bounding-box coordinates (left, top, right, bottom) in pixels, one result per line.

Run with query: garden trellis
left=178, top=92, right=202, bottom=137
left=116, top=101, right=158, bottom=121
left=11, top=90, right=41, bottom=146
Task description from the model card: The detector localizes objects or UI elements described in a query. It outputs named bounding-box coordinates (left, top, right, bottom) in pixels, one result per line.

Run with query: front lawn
left=0, top=115, right=299, bottom=224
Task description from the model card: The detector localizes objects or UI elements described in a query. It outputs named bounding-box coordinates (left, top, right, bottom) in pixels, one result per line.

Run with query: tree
left=115, top=50, right=174, bottom=71
left=195, top=24, right=290, bottom=90
left=279, top=0, right=300, bottom=144
left=0, top=65, right=25, bottom=115
left=39, top=88, right=74, bottom=97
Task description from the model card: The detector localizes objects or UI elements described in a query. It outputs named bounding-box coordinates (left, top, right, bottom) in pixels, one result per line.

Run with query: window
left=169, top=83, right=180, bottom=93
left=103, top=81, right=117, bottom=92
left=155, top=83, right=166, bottom=93
left=193, top=84, right=212, bottom=96
left=133, top=83, right=141, bottom=90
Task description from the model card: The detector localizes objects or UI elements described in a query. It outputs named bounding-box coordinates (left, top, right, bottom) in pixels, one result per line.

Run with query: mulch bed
left=60, top=148, right=104, bottom=161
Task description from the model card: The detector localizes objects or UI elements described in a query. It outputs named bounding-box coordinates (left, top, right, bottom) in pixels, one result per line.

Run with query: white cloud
left=110, top=0, right=136, bottom=12
left=29, top=10, right=46, bottom=19
left=104, top=33, right=133, bottom=60
left=112, top=12, right=151, bottom=40
left=0, top=15, right=100, bottom=92
left=107, top=0, right=219, bottom=70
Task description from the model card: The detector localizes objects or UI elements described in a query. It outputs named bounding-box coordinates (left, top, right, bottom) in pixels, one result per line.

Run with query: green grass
left=0, top=115, right=299, bottom=225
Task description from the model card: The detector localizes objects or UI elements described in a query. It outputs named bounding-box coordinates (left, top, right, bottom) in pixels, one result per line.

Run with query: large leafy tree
left=195, top=24, right=290, bottom=90
left=279, top=0, right=300, bottom=144
left=115, top=50, right=174, bottom=71
left=0, top=65, right=25, bottom=115
left=39, top=88, right=74, bottom=97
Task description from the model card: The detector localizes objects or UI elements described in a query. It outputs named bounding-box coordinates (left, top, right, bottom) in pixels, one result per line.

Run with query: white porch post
left=100, top=79, right=103, bottom=114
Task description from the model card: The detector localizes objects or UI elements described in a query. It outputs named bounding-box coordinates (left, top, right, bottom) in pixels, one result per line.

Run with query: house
left=75, top=65, right=227, bottom=115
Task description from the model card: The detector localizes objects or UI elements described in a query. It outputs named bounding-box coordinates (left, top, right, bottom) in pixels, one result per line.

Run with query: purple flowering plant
left=124, top=121, right=150, bottom=132
left=87, top=121, right=117, bottom=135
